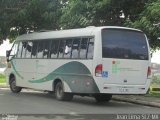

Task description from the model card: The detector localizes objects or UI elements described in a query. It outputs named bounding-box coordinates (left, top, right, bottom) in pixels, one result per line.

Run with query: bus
left=5, top=26, right=151, bottom=102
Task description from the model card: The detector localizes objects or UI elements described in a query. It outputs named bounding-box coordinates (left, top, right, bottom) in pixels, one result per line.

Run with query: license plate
left=119, top=87, right=129, bottom=93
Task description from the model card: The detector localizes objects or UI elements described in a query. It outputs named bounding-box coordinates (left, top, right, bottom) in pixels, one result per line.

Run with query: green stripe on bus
left=28, top=61, right=91, bottom=83
left=28, top=61, right=100, bottom=93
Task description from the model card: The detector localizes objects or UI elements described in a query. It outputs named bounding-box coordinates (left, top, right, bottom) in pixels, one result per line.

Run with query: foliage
left=125, top=0, right=160, bottom=51
left=0, top=0, right=29, bottom=43
left=145, top=92, right=160, bottom=97
left=60, top=0, right=148, bottom=29
left=151, top=75, right=160, bottom=84
left=0, top=0, right=160, bottom=51
left=0, top=74, right=5, bottom=83
left=0, top=0, right=62, bottom=43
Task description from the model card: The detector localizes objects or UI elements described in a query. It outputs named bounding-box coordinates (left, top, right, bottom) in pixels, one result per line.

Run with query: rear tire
left=94, top=94, right=112, bottom=103
left=9, top=77, right=22, bottom=93
left=146, top=88, right=150, bottom=94
left=55, top=82, right=73, bottom=101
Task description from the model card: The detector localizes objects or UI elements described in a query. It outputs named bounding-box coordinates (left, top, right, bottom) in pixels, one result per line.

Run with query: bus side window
left=58, top=40, right=65, bottom=58
left=71, top=38, right=80, bottom=59
left=9, top=42, right=19, bottom=59
left=17, top=42, right=23, bottom=58
left=31, top=41, right=38, bottom=58
left=21, top=41, right=27, bottom=58
left=80, top=38, right=88, bottom=59
left=26, top=41, right=33, bottom=58
left=43, top=40, right=51, bottom=59
left=64, top=39, right=72, bottom=59
left=37, top=41, right=44, bottom=58
left=87, top=38, right=94, bottom=59
left=50, top=40, right=59, bottom=58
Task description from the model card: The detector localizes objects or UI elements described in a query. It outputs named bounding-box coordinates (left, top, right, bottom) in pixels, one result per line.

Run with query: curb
left=112, top=96, right=160, bottom=108
left=0, top=84, right=9, bottom=88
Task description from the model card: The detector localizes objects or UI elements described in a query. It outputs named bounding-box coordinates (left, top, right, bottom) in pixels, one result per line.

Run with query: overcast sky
left=0, top=40, right=12, bottom=56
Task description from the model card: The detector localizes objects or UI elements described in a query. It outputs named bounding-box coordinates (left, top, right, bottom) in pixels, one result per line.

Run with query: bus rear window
left=102, top=29, right=148, bottom=60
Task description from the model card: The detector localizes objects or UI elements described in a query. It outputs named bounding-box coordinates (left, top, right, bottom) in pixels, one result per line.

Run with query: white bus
left=5, top=26, right=151, bottom=102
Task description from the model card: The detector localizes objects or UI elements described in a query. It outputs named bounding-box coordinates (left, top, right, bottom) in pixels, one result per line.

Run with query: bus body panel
left=13, top=59, right=95, bottom=93
left=102, top=59, right=149, bottom=85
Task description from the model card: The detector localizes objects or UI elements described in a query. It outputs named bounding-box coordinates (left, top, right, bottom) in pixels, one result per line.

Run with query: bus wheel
left=55, top=82, right=73, bottom=101
left=94, top=94, right=112, bottom=103
left=146, top=88, right=150, bottom=94
left=9, top=77, right=22, bottom=93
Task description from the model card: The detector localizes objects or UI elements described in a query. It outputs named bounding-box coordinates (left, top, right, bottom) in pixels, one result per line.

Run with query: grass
left=0, top=74, right=6, bottom=83
left=145, top=91, right=160, bottom=98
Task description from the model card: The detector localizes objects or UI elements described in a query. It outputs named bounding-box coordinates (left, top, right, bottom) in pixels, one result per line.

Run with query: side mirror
left=6, top=50, right=10, bottom=62
left=6, top=50, right=10, bottom=57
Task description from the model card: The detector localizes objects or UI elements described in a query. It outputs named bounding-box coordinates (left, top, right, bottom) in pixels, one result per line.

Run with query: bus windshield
left=102, top=29, right=149, bottom=60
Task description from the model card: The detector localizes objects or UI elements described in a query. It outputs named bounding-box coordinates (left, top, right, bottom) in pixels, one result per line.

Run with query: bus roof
left=16, top=26, right=142, bottom=41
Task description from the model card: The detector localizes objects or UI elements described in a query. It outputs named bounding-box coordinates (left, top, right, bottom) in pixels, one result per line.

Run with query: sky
left=151, top=50, right=160, bottom=64
left=0, top=40, right=160, bottom=64
left=0, top=40, right=12, bottom=56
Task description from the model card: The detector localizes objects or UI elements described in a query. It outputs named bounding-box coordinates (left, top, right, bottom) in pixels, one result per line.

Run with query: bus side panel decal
left=28, top=61, right=100, bottom=93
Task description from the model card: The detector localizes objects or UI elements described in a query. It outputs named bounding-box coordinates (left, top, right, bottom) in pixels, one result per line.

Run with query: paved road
left=0, top=88, right=160, bottom=120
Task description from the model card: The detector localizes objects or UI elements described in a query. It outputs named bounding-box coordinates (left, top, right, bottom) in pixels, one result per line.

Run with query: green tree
left=0, top=0, right=28, bottom=43
left=10, top=0, right=63, bottom=43
left=60, top=0, right=148, bottom=28
left=0, top=0, right=62, bottom=43
left=125, top=0, right=160, bottom=51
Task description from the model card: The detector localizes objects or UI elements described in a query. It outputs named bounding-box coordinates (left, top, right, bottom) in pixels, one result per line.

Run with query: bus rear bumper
left=99, top=84, right=150, bottom=94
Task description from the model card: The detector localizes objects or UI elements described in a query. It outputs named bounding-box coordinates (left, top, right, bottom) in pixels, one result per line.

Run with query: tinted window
left=50, top=40, right=59, bottom=58
left=64, top=39, right=72, bottom=58
left=37, top=41, right=44, bottom=58
left=80, top=38, right=88, bottom=59
left=26, top=41, right=33, bottom=58
left=72, top=38, right=80, bottom=58
left=102, top=29, right=148, bottom=60
left=21, top=41, right=27, bottom=58
left=58, top=40, right=65, bottom=58
left=43, top=40, right=51, bottom=58
left=87, top=38, right=94, bottom=59
left=31, top=41, right=38, bottom=58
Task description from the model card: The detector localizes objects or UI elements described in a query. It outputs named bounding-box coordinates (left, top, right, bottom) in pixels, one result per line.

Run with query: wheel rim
left=11, top=79, right=17, bottom=91
left=56, top=84, right=63, bottom=98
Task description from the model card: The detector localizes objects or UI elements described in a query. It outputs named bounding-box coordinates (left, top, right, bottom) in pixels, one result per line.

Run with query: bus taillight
left=147, top=66, right=151, bottom=78
left=95, top=64, right=102, bottom=77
